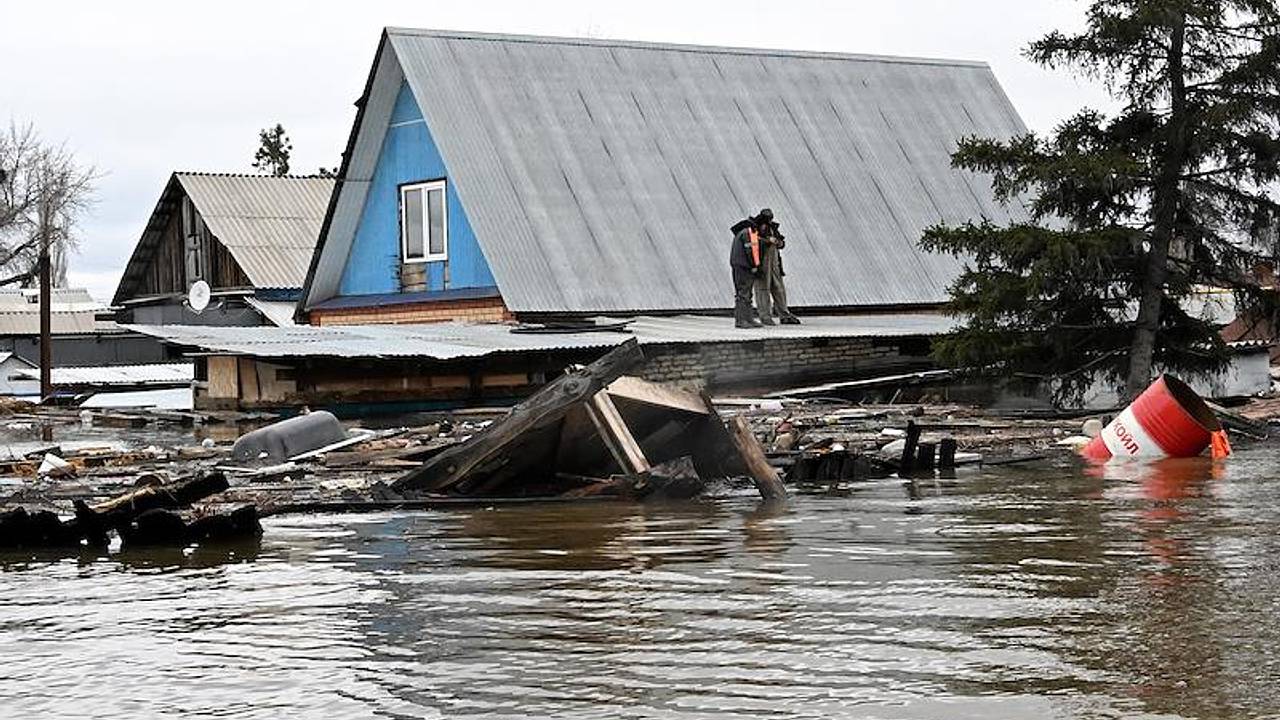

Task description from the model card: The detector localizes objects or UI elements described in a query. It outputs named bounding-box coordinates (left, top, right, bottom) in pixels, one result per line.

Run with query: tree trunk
left=1126, top=12, right=1189, bottom=399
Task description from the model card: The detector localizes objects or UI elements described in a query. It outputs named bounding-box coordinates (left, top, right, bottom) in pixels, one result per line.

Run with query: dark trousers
left=732, top=265, right=757, bottom=325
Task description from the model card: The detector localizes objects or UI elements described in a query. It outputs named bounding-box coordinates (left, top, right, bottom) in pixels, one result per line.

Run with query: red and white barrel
left=1081, top=375, right=1225, bottom=461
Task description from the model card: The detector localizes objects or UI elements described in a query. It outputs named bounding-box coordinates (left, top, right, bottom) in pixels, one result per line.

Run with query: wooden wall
left=133, top=197, right=252, bottom=298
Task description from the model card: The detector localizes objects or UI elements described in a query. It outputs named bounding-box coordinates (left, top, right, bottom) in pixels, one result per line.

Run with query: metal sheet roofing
left=114, top=174, right=333, bottom=303
left=81, top=387, right=194, bottom=410
left=305, top=29, right=1030, bottom=315
left=0, top=288, right=105, bottom=335
left=177, top=174, right=333, bottom=290
left=14, top=362, right=194, bottom=387
left=126, top=313, right=956, bottom=360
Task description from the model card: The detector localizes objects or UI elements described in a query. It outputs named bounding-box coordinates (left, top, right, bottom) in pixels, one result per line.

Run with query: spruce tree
left=921, top=0, right=1280, bottom=403
left=252, top=124, right=292, bottom=177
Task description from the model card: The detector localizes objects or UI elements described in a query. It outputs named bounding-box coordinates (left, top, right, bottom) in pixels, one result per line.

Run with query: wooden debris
left=899, top=421, right=921, bottom=478
left=727, top=416, right=786, bottom=500
left=1206, top=401, right=1269, bottom=440
left=393, top=340, right=645, bottom=495
left=939, top=438, right=958, bottom=471
left=0, top=472, right=233, bottom=550
left=393, top=340, right=788, bottom=501
left=585, top=390, right=651, bottom=474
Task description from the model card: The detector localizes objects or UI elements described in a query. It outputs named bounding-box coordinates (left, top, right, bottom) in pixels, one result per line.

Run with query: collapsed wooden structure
left=392, top=340, right=786, bottom=500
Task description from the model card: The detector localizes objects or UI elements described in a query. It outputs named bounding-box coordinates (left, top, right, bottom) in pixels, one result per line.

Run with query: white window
left=400, top=180, right=448, bottom=263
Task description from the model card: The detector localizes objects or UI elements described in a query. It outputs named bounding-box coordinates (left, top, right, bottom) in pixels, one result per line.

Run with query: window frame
left=399, top=179, right=449, bottom=264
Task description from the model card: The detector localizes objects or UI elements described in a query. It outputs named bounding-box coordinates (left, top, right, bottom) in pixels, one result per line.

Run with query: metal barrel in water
left=1081, top=375, right=1222, bottom=461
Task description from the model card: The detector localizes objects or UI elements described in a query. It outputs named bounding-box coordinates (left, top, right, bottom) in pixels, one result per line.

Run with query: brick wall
left=640, top=336, right=924, bottom=390
left=310, top=296, right=512, bottom=326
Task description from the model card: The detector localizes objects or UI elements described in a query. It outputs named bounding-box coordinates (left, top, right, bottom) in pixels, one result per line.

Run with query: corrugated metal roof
left=304, top=29, right=1030, bottom=314
left=176, top=174, right=333, bottom=290
left=14, top=362, right=194, bottom=387
left=125, top=313, right=956, bottom=360
left=114, top=174, right=334, bottom=304
left=0, top=288, right=106, bottom=335
left=0, top=288, right=102, bottom=311
left=81, top=387, right=194, bottom=410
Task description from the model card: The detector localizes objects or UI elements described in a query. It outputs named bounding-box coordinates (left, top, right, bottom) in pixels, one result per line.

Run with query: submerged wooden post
left=916, top=442, right=936, bottom=472
left=728, top=416, right=787, bottom=500
left=585, top=389, right=650, bottom=474
left=938, top=438, right=957, bottom=471
left=899, top=420, right=920, bottom=478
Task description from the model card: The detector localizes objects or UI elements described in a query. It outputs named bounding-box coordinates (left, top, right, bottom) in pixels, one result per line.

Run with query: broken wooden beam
left=585, top=389, right=651, bottom=474
left=727, top=416, right=787, bottom=500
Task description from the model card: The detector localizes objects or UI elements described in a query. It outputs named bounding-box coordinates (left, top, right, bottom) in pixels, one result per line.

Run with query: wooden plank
left=585, top=390, right=650, bottom=474
left=238, top=357, right=260, bottom=403
left=206, top=356, right=239, bottom=400
left=392, top=339, right=644, bottom=493
left=727, top=416, right=787, bottom=500
left=606, top=376, right=709, bottom=416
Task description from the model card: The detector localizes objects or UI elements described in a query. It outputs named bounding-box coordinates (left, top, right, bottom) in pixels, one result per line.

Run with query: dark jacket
left=729, top=226, right=759, bottom=270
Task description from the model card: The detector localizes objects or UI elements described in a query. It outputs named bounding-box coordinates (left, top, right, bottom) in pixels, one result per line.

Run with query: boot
left=780, top=315, right=802, bottom=325
left=736, top=318, right=762, bottom=328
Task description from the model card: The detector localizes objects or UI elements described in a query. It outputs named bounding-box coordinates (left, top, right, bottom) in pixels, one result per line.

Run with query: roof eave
left=111, top=172, right=184, bottom=306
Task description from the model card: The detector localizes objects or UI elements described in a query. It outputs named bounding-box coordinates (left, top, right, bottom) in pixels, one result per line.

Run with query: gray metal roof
left=14, top=362, right=194, bottom=387
left=115, top=174, right=334, bottom=303
left=177, top=173, right=333, bottom=290
left=125, top=313, right=956, bottom=360
left=305, top=29, right=1030, bottom=314
left=0, top=288, right=105, bottom=335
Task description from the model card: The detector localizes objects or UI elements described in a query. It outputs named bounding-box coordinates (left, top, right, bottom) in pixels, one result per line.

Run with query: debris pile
left=389, top=340, right=786, bottom=502
left=0, top=471, right=259, bottom=550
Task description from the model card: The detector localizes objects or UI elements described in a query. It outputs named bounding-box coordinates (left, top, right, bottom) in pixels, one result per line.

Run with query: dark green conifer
left=923, top=0, right=1280, bottom=402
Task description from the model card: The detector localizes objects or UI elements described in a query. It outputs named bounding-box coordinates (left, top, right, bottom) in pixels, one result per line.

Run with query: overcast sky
left=1, top=0, right=1112, bottom=301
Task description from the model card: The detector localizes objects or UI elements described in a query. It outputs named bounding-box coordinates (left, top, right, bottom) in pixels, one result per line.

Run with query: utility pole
left=38, top=200, right=52, bottom=402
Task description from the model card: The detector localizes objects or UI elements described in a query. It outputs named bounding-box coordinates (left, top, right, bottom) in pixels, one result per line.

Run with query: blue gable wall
left=339, top=81, right=495, bottom=296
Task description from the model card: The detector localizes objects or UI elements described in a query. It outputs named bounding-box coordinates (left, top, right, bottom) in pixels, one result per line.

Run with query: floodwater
left=4, top=448, right=1280, bottom=719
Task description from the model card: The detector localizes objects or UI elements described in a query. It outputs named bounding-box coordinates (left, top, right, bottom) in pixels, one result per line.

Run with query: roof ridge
left=175, top=171, right=336, bottom=181
left=383, top=26, right=990, bottom=69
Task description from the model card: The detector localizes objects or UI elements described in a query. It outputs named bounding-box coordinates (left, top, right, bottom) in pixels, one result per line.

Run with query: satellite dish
left=187, top=280, right=211, bottom=314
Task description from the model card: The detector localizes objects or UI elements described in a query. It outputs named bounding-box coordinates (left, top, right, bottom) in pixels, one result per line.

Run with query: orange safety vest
left=748, top=227, right=761, bottom=267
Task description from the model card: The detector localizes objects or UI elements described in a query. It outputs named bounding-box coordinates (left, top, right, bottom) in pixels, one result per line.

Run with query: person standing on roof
left=754, top=212, right=801, bottom=325
left=729, top=210, right=768, bottom=328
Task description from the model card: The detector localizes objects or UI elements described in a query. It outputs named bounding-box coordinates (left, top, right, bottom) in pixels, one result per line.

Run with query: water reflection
left=445, top=500, right=736, bottom=572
